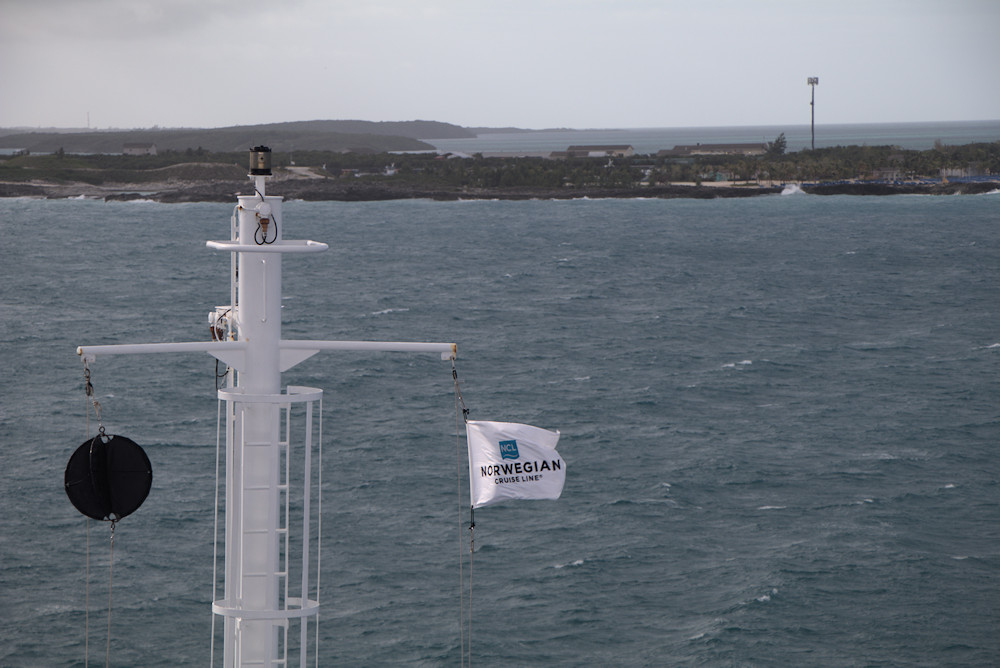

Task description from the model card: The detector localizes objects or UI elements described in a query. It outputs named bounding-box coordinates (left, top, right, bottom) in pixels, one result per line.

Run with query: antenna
left=807, top=77, right=819, bottom=150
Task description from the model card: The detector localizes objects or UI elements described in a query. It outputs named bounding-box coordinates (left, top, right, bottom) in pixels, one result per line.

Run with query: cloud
left=2, top=0, right=997, bottom=129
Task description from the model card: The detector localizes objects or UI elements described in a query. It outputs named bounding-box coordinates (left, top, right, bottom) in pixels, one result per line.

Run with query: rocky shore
left=1, top=178, right=996, bottom=202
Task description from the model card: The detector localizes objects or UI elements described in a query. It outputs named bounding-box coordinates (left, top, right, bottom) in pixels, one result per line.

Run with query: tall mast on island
left=808, top=77, right=819, bottom=150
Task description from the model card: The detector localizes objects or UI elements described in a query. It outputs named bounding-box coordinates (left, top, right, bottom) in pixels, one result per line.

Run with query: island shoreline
left=2, top=179, right=997, bottom=202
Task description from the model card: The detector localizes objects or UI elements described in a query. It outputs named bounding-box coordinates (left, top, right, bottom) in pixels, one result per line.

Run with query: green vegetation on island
left=1, top=130, right=997, bottom=201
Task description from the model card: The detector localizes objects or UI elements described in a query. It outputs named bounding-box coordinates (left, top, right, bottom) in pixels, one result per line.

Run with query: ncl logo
left=498, top=440, right=519, bottom=460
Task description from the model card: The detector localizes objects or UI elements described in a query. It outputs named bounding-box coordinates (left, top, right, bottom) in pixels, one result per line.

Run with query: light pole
left=808, top=77, right=819, bottom=150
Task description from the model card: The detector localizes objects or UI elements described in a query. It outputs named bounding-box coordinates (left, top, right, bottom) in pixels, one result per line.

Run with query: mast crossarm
left=75, top=339, right=457, bottom=371
left=76, top=341, right=247, bottom=370
left=205, top=239, right=328, bottom=253
left=279, top=339, right=457, bottom=370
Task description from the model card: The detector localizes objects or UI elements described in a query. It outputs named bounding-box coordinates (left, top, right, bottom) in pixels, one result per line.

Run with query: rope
left=106, top=521, right=117, bottom=668
left=84, top=369, right=91, bottom=668
left=451, top=360, right=470, bottom=424
left=81, top=361, right=116, bottom=668
left=85, top=519, right=90, bottom=668
left=452, top=360, right=473, bottom=667
left=82, top=361, right=96, bottom=667
left=469, top=508, right=474, bottom=668
left=455, top=369, right=465, bottom=666
left=84, top=362, right=106, bottom=439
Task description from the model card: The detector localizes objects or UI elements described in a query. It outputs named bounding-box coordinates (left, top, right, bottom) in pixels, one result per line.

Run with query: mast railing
left=212, top=386, right=322, bottom=668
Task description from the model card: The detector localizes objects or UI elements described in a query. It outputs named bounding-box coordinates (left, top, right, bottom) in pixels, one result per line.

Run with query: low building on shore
left=551, top=145, right=635, bottom=159
left=659, top=142, right=766, bottom=157
left=123, top=142, right=157, bottom=156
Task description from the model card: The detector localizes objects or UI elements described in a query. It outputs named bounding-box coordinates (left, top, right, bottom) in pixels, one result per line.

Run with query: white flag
left=466, top=420, right=565, bottom=509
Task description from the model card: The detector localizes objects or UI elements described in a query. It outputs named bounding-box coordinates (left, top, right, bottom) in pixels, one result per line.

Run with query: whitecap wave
left=781, top=184, right=805, bottom=196
left=107, top=197, right=158, bottom=204
left=756, top=588, right=778, bottom=602
left=862, top=452, right=898, bottom=460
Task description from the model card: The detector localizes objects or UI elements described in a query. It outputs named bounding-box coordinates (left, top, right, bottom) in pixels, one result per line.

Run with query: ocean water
left=1, top=190, right=999, bottom=666
left=429, top=120, right=1000, bottom=155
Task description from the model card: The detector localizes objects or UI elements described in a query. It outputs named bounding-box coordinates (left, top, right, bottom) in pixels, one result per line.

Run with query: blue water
left=430, top=120, right=1000, bottom=154
left=1, top=191, right=999, bottom=666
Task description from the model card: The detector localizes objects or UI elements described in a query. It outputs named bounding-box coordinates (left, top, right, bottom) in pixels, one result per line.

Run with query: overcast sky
left=2, top=0, right=998, bottom=130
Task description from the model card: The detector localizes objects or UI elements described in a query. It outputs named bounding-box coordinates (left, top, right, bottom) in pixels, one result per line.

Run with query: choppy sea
left=1, top=189, right=999, bottom=666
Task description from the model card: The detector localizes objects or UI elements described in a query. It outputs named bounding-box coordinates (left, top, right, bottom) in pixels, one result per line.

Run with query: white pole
left=226, top=194, right=285, bottom=666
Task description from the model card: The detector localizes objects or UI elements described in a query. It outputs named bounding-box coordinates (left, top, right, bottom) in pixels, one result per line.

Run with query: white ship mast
left=77, top=147, right=456, bottom=667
